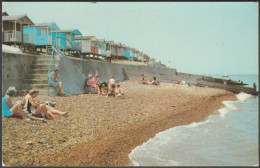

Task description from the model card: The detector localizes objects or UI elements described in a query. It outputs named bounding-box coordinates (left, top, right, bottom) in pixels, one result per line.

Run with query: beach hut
left=132, top=48, right=139, bottom=61
left=23, top=22, right=60, bottom=52
left=51, top=29, right=82, bottom=52
left=121, top=44, right=127, bottom=59
left=98, top=39, right=106, bottom=57
left=138, top=51, right=143, bottom=62
left=75, top=36, right=99, bottom=57
left=2, top=13, right=34, bottom=46
left=125, top=46, right=131, bottom=61
left=111, top=42, right=122, bottom=60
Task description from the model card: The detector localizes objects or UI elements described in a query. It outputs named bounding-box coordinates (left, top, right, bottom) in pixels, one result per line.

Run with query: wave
left=236, top=92, right=252, bottom=101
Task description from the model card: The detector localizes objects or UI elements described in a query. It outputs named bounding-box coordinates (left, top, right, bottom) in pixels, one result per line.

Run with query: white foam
left=132, top=160, right=140, bottom=166
left=186, top=119, right=210, bottom=128
left=219, top=108, right=229, bottom=118
left=236, top=92, right=252, bottom=102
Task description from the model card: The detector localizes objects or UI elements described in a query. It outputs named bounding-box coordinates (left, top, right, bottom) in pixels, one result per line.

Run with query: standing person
left=253, top=83, right=257, bottom=91
left=106, top=50, right=112, bottom=63
left=48, top=68, right=67, bottom=97
left=27, top=89, right=53, bottom=120
left=93, top=74, right=101, bottom=88
left=2, top=87, right=45, bottom=121
left=108, top=75, right=116, bottom=90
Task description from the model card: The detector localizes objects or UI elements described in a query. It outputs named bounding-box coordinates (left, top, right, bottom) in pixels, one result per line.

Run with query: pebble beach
left=2, top=81, right=237, bottom=166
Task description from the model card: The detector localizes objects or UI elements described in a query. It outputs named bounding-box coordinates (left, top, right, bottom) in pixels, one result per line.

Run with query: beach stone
left=47, top=145, right=54, bottom=149
left=26, top=141, right=33, bottom=145
left=38, top=139, right=44, bottom=144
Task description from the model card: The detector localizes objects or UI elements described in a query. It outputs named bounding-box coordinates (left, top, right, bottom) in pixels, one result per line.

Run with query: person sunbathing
left=150, top=77, right=158, bottom=85
left=108, top=84, right=116, bottom=97
left=27, top=89, right=54, bottom=120
left=45, top=101, right=69, bottom=116
left=2, top=87, right=46, bottom=122
left=115, top=84, right=124, bottom=97
left=140, top=74, right=148, bottom=84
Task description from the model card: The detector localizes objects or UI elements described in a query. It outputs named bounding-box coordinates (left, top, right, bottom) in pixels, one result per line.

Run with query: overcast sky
left=3, top=2, right=258, bottom=75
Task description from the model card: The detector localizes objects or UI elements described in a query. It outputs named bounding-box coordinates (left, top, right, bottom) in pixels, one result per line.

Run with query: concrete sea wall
left=57, top=56, right=178, bottom=95
left=3, top=53, right=205, bottom=96
left=2, top=52, right=38, bottom=96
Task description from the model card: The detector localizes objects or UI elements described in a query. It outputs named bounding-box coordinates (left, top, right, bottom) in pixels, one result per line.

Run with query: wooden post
left=14, top=21, right=16, bottom=47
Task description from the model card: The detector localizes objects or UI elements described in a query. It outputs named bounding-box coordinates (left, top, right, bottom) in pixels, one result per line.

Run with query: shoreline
left=2, top=82, right=237, bottom=166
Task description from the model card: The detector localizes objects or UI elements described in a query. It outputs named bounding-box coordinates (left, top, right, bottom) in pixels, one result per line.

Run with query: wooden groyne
left=196, top=81, right=258, bottom=96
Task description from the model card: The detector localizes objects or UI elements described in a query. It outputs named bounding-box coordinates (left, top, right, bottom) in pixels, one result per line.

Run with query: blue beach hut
left=125, top=46, right=132, bottom=61
left=23, top=22, right=60, bottom=52
left=51, top=29, right=82, bottom=51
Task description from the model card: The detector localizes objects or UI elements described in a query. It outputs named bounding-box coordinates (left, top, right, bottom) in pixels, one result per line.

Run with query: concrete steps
left=32, top=69, right=50, bottom=74
left=32, top=64, right=58, bottom=69
left=26, top=74, right=48, bottom=80
left=22, top=55, right=60, bottom=96
left=23, top=79, right=48, bottom=84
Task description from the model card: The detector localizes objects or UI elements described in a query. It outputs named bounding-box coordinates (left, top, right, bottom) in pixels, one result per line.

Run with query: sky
left=2, top=2, right=259, bottom=75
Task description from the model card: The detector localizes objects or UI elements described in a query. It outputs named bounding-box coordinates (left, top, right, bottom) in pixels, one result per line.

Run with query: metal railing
left=47, top=37, right=83, bottom=95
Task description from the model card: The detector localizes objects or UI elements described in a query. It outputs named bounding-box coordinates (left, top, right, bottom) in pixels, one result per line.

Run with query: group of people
left=85, top=74, right=124, bottom=97
left=139, top=74, right=159, bottom=85
left=2, top=87, right=68, bottom=121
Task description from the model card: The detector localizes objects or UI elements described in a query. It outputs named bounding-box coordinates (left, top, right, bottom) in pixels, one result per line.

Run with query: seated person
left=115, top=84, right=124, bottom=97
left=150, top=77, right=158, bottom=85
left=22, top=89, right=29, bottom=107
left=93, top=74, right=101, bottom=88
left=27, top=89, right=54, bottom=120
left=86, top=74, right=100, bottom=94
left=140, top=74, right=148, bottom=84
left=100, top=84, right=108, bottom=96
left=108, top=84, right=116, bottom=97
left=2, top=87, right=46, bottom=121
left=48, top=68, right=67, bottom=97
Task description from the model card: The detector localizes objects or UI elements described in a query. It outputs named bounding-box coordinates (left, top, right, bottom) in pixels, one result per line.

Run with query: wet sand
left=2, top=81, right=237, bottom=166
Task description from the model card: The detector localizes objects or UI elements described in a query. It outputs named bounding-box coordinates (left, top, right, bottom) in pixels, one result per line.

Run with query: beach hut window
left=40, top=28, right=47, bottom=36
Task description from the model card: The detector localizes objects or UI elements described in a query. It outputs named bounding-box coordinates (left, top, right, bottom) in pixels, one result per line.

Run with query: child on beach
left=150, top=77, right=158, bottom=85
left=108, top=84, right=116, bottom=97
left=140, top=74, right=148, bottom=84
left=100, top=83, right=108, bottom=96
left=115, top=84, right=124, bottom=97
left=108, top=75, right=116, bottom=90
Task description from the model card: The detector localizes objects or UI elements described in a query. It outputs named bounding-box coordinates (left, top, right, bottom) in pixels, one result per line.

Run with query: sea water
left=128, top=74, right=258, bottom=166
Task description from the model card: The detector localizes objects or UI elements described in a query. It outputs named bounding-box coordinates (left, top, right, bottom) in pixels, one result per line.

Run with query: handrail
left=47, top=37, right=83, bottom=95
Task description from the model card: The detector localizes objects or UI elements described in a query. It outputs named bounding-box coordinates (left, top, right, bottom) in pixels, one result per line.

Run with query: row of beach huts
left=2, top=12, right=155, bottom=63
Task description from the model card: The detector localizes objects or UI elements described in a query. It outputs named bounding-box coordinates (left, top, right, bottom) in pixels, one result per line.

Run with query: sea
left=128, top=74, right=259, bottom=166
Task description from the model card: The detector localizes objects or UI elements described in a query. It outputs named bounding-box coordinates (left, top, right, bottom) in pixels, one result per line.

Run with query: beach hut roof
left=2, top=12, right=9, bottom=16
left=52, top=29, right=82, bottom=35
left=98, top=39, right=106, bottom=43
left=34, top=22, right=61, bottom=29
left=2, top=14, right=34, bottom=25
left=106, top=40, right=114, bottom=44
